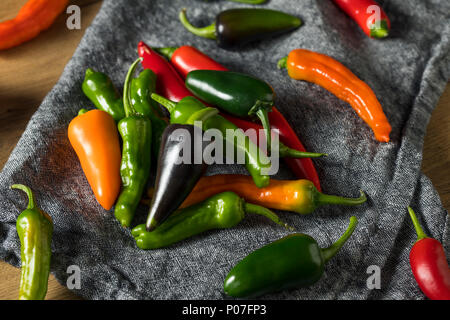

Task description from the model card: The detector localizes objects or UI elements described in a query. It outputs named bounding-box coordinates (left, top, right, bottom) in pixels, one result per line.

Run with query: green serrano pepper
left=82, top=68, right=125, bottom=122
left=185, top=70, right=275, bottom=151
left=224, top=216, right=358, bottom=298
left=130, top=69, right=168, bottom=159
left=151, top=93, right=271, bottom=188
left=114, top=58, right=152, bottom=227
left=132, top=191, right=291, bottom=250
left=12, top=184, right=53, bottom=300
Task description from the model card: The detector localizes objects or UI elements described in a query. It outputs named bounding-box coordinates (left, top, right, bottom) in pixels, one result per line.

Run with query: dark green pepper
left=179, top=8, right=301, bottom=49
left=185, top=70, right=275, bottom=152
left=132, top=191, right=292, bottom=249
left=224, top=216, right=358, bottom=298
left=82, top=68, right=125, bottom=122
left=114, top=58, right=152, bottom=227
left=12, top=184, right=53, bottom=300
left=130, top=69, right=168, bottom=159
left=151, top=93, right=271, bottom=188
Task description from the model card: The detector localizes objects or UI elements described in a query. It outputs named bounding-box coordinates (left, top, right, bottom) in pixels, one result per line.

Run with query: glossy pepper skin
left=151, top=174, right=366, bottom=214
left=82, top=68, right=126, bottom=122
left=12, top=184, right=53, bottom=300
left=278, top=49, right=391, bottom=142
left=114, top=58, right=152, bottom=227
left=0, top=0, right=69, bottom=50
left=146, top=122, right=217, bottom=232
left=68, top=109, right=121, bottom=210
left=138, top=41, right=194, bottom=102
left=154, top=45, right=323, bottom=190
left=224, top=216, right=358, bottom=298
left=186, top=70, right=275, bottom=151
left=130, top=69, right=168, bottom=159
left=179, top=8, right=301, bottom=49
left=133, top=191, right=291, bottom=250
left=407, top=207, right=450, bottom=300
left=332, top=0, right=390, bottom=38
left=151, top=93, right=271, bottom=188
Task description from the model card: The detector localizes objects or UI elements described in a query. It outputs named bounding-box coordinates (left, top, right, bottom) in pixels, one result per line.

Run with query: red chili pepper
left=154, top=45, right=322, bottom=191
left=332, top=0, right=390, bottom=38
left=137, top=41, right=193, bottom=102
left=407, top=207, right=450, bottom=300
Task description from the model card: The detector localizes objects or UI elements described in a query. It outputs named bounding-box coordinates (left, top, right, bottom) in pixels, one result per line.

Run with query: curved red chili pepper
left=155, top=45, right=322, bottom=191
left=332, top=0, right=390, bottom=38
left=137, top=41, right=193, bottom=102
left=408, top=207, right=450, bottom=300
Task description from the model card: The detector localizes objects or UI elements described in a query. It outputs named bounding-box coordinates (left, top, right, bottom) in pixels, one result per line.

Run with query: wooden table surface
left=0, top=0, right=448, bottom=300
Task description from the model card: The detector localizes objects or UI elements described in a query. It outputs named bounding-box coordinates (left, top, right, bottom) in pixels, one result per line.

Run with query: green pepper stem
left=179, top=9, right=217, bottom=40
left=369, top=20, right=389, bottom=39
left=279, top=143, right=327, bottom=158
left=255, top=108, right=272, bottom=156
left=153, top=47, right=178, bottom=60
left=316, top=190, right=367, bottom=207
left=244, top=202, right=294, bottom=231
left=407, top=207, right=428, bottom=242
left=85, top=68, right=94, bottom=77
left=322, top=216, right=358, bottom=263
left=123, top=57, right=143, bottom=117
left=228, top=0, right=267, bottom=3
left=78, top=109, right=89, bottom=116
left=277, top=56, right=288, bottom=69
left=151, top=93, right=177, bottom=114
left=11, top=184, right=36, bottom=210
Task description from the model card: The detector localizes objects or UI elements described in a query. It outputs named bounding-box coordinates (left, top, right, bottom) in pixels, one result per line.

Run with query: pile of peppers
left=9, top=2, right=448, bottom=301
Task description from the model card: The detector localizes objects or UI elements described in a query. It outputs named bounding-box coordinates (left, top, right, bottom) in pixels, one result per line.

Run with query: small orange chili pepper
left=278, top=49, right=391, bottom=142
left=0, top=0, right=69, bottom=51
left=68, top=109, right=121, bottom=210
left=146, top=174, right=366, bottom=215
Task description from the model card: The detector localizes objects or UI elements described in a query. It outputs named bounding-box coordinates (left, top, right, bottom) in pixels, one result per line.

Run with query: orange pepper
left=278, top=49, right=391, bottom=142
left=68, top=109, right=121, bottom=210
left=147, top=174, right=366, bottom=215
left=0, top=0, right=69, bottom=50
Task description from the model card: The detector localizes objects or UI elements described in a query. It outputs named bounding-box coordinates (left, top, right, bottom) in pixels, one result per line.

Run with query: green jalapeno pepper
left=132, top=191, right=292, bottom=250
left=12, top=184, right=53, bottom=300
left=179, top=8, right=301, bottom=49
left=185, top=70, right=275, bottom=151
left=151, top=93, right=271, bottom=188
left=82, top=68, right=125, bottom=122
left=224, top=216, right=358, bottom=298
left=130, top=69, right=168, bottom=159
left=114, top=58, right=152, bottom=227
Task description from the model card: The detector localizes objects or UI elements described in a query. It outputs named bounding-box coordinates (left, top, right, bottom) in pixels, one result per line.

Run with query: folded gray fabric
left=1, top=0, right=449, bottom=300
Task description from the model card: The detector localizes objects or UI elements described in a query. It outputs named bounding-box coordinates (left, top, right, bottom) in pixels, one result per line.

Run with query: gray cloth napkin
left=1, top=0, right=449, bottom=300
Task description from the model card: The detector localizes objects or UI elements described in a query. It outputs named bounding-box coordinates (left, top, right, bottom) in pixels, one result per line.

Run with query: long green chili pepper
left=185, top=70, right=275, bottom=152
left=114, top=58, right=153, bottom=227
left=82, top=68, right=125, bottom=122
left=151, top=93, right=271, bottom=188
left=224, top=216, right=358, bottom=298
left=130, top=69, right=168, bottom=159
left=11, top=184, right=53, bottom=300
left=132, top=191, right=292, bottom=249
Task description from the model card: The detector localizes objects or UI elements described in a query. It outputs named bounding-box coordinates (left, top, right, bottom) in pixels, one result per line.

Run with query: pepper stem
left=179, top=9, right=217, bottom=40
left=277, top=56, right=288, bottom=69
left=11, top=184, right=36, bottom=210
left=151, top=93, right=177, bottom=114
left=407, top=207, right=428, bottom=242
left=254, top=108, right=272, bottom=156
left=78, top=109, right=89, bottom=116
left=244, top=202, right=294, bottom=231
left=123, top=57, right=143, bottom=117
left=370, top=20, right=389, bottom=39
left=322, top=216, right=358, bottom=263
left=229, top=0, right=267, bottom=3
left=153, top=47, right=178, bottom=60
left=279, top=143, right=327, bottom=158
left=316, top=190, right=367, bottom=207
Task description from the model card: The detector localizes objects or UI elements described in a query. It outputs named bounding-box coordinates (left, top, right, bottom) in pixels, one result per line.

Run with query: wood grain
left=0, top=0, right=448, bottom=300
